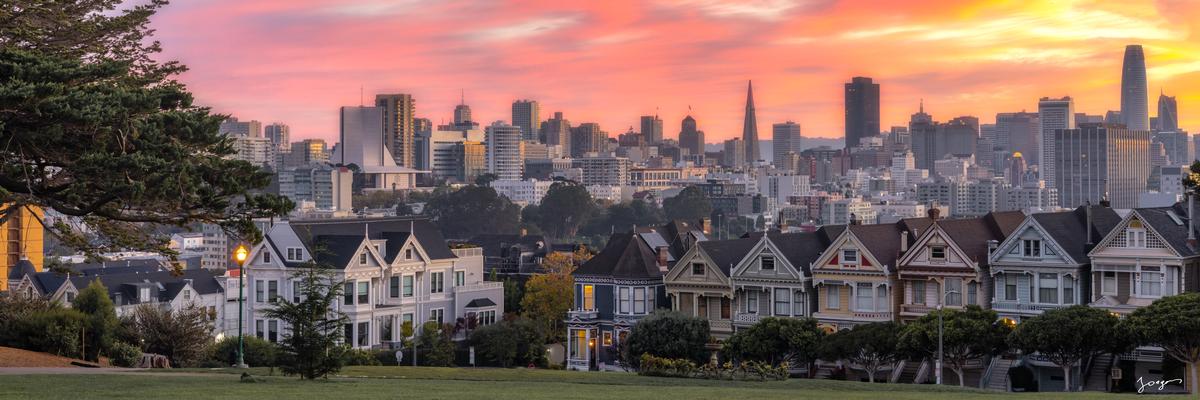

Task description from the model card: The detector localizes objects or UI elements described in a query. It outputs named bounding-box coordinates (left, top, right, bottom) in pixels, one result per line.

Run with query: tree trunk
left=953, top=367, right=965, bottom=387
left=1062, top=365, right=1072, bottom=392
left=1189, top=361, right=1199, bottom=395
left=866, top=366, right=876, bottom=383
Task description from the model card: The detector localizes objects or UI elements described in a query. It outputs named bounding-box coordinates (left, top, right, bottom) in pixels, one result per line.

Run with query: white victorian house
left=729, top=230, right=834, bottom=330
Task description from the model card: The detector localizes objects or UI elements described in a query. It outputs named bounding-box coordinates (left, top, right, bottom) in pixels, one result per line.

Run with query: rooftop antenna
left=919, top=98, right=924, bottom=113
left=460, top=89, right=465, bottom=106
left=360, top=85, right=364, bottom=107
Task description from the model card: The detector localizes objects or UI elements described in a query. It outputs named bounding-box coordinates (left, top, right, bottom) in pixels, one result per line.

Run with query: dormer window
left=1022, top=240, right=1041, bottom=257
left=842, top=249, right=859, bottom=266
left=405, top=248, right=413, bottom=260
left=1126, top=228, right=1147, bottom=248
left=930, top=246, right=946, bottom=261
left=691, top=263, right=705, bottom=275
left=760, top=256, right=775, bottom=270
left=286, top=247, right=303, bottom=261
left=262, top=251, right=271, bottom=263
left=139, top=287, right=151, bottom=302
left=359, top=252, right=368, bottom=265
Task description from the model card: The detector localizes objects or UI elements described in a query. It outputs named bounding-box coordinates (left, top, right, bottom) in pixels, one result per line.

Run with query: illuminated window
left=583, top=285, right=595, bottom=310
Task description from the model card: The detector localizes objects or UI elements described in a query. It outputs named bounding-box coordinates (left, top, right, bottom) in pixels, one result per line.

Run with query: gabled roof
left=574, top=232, right=663, bottom=280
left=30, top=269, right=224, bottom=306
left=7, top=259, right=37, bottom=280
left=935, top=211, right=1025, bottom=263
left=1030, top=205, right=1122, bottom=263
left=282, top=217, right=456, bottom=268
left=59, top=259, right=168, bottom=276
left=695, top=237, right=758, bottom=276
left=762, top=226, right=841, bottom=276
left=846, top=223, right=907, bottom=270
left=1133, top=203, right=1200, bottom=257
left=310, top=235, right=369, bottom=268
left=465, top=233, right=549, bottom=258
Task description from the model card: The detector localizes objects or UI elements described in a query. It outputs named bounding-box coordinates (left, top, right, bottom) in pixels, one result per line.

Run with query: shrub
left=18, top=308, right=87, bottom=358
left=73, top=279, right=119, bottom=362
left=625, top=310, right=710, bottom=369
left=123, top=304, right=214, bottom=367
left=344, top=348, right=383, bottom=366
left=109, top=341, right=143, bottom=367
left=417, top=321, right=456, bottom=367
left=209, top=336, right=278, bottom=367
left=637, top=354, right=787, bottom=381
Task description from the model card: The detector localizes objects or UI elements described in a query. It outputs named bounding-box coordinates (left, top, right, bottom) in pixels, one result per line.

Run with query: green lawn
left=0, top=367, right=1148, bottom=399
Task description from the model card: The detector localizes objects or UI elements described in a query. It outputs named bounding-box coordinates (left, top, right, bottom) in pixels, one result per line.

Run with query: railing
left=709, top=320, right=733, bottom=332
left=889, top=360, right=907, bottom=383
left=914, top=359, right=931, bottom=384
left=567, top=309, right=598, bottom=320
left=900, top=304, right=935, bottom=314
left=453, top=281, right=503, bottom=294
left=567, top=359, right=589, bottom=371
left=452, top=247, right=483, bottom=258
left=991, top=301, right=1066, bottom=312
left=732, top=313, right=762, bottom=324
left=851, top=311, right=892, bottom=320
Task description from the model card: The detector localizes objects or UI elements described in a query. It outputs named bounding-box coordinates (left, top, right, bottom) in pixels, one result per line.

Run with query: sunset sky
left=151, top=0, right=1200, bottom=143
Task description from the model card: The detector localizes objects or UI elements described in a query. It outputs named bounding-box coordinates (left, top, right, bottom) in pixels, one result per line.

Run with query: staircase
left=983, top=357, right=1016, bottom=391
left=893, top=359, right=922, bottom=383
left=913, top=359, right=931, bottom=384
left=1084, top=353, right=1114, bottom=392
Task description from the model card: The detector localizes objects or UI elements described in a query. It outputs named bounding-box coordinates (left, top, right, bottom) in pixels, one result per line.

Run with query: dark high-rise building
left=453, top=91, right=473, bottom=127
left=539, top=111, right=571, bottom=151
left=375, top=93, right=415, bottom=167
left=995, top=112, right=1040, bottom=166
left=844, top=76, right=880, bottom=149
left=1054, top=123, right=1150, bottom=209
left=511, top=100, right=540, bottom=142
left=772, top=121, right=802, bottom=168
left=1121, top=45, right=1149, bottom=131
left=679, top=114, right=705, bottom=156
left=909, top=101, right=937, bottom=170
left=570, top=123, right=607, bottom=157
left=640, top=115, right=663, bottom=145
left=1158, top=90, right=1178, bottom=132
left=742, top=81, right=760, bottom=164
left=264, top=123, right=290, bottom=152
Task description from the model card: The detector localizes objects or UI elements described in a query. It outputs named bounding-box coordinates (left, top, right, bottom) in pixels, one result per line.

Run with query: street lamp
left=935, top=289, right=961, bottom=385
left=235, top=244, right=250, bottom=369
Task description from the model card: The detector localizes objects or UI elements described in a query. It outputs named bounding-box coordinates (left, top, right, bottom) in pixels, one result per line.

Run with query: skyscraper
left=909, top=101, right=937, bottom=170
left=722, top=138, right=745, bottom=168
left=454, top=91, right=473, bottom=126
left=540, top=111, right=571, bottom=151
left=844, top=77, right=880, bottom=149
left=640, top=115, right=663, bottom=145
left=486, top=121, right=523, bottom=180
left=1120, top=45, right=1149, bottom=131
left=413, top=118, right=433, bottom=171
left=1158, top=90, right=1179, bottom=132
left=219, top=117, right=262, bottom=138
left=742, top=81, right=760, bottom=164
left=1054, top=123, right=1149, bottom=209
left=511, top=100, right=540, bottom=142
left=772, top=121, right=802, bottom=168
left=678, top=114, right=705, bottom=156
left=994, top=112, right=1040, bottom=166
left=375, top=93, right=415, bottom=167
left=264, top=123, right=290, bottom=151
left=570, top=123, right=607, bottom=157
left=1038, top=96, right=1075, bottom=187
left=336, top=106, right=420, bottom=190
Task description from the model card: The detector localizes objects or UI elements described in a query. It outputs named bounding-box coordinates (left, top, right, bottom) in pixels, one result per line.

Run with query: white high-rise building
left=1054, top=124, right=1150, bottom=209
left=1038, top=97, right=1075, bottom=187
left=485, top=121, right=523, bottom=181
left=335, top=106, right=420, bottom=190
left=231, top=136, right=275, bottom=167
left=220, top=117, right=262, bottom=137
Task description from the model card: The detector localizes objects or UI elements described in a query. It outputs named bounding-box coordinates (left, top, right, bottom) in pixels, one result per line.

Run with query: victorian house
left=811, top=222, right=905, bottom=332
left=730, top=229, right=837, bottom=331
left=1087, top=204, right=1200, bottom=314
left=242, top=217, right=502, bottom=349
left=664, top=236, right=755, bottom=339
left=988, top=206, right=1121, bottom=323
left=895, top=210, right=1024, bottom=322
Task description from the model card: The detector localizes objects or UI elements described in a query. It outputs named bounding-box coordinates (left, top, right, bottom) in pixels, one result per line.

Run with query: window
left=401, top=314, right=413, bottom=333
left=430, top=272, right=444, bottom=294
left=855, top=283, right=873, bottom=311
left=1139, top=268, right=1163, bottom=297
left=967, top=282, right=978, bottom=306
left=746, top=290, right=759, bottom=314
left=357, top=281, right=369, bottom=304
left=262, top=251, right=271, bottom=263
left=256, top=320, right=265, bottom=339
left=697, top=296, right=708, bottom=318
left=1063, top=277, right=1074, bottom=304
left=721, top=297, right=731, bottom=319
left=842, top=249, right=859, bottom=265
left=255, top=280, right=265, bottom=303
left=875, top=285, right=888, bottom=312
left=618, top=287, right=630, bottom=314
left=602, top=331, right=613, bottom=346
left=380, top=317, right=393, bottom=342
left=1004, top=274, right=1018, bottom=301
left=403, top=276, right=414, bottom=297
left=478, top=310, right=497, bottom=326
left=692, top=263, right=705, bottom=275
left=1022, top=240, right=1042, bottom=257
left=1102, top=271, right=1117, bottom=294
left=911, top=281, right=926, bottom=305
left=183, top=289, right=192, bottom=301
left=293, top=280, right=302, bottom=303
left=268, top=280, right=279, bottom=303
left=1038, top=273, right=1058, bottom=303
left=774, top=288, right=790, bottom=316
left=65, top=292, right=75, bottom=303
left=944, top=278, right=962, bottom=306
left=570, top=329, right=587, bottom=359
left=359, top=251, right=369, bottom=265
left=761, top=256, right=775, bottom=270
left=405, top=248, right=413, bottom=260
left=792, top=290, right=805, bottom=316
left=343, top=282, right=354, bottom=305
left=286, top=247, right=303, bottom=261
left=930, top=246, right=946, bottom=261
left=455, top=271, right=465, bottom=287
left=1127, top=229, right=1147, bottom=248
left=583, top=285, right=595, bottom=310
left=826, top=286, right=840, bottom=309
left=357, top=321, right=369, bottom=347
left=429, top=308, right=444, bottom=324
left=268, top=320, right=278, bottom=343
left=344, top=323, right=353, bottom=346
left=634, top=287, right=646, bottom=314
left=390, top=276, right=400, bottom=298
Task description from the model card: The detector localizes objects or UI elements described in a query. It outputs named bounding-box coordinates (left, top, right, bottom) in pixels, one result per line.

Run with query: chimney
left=849, top=213, right=860, bottom=225
left=927, top=207, right=941, bottom=221
left=987, top=240, right=999, bottom=256
left=1188, top=194, right=1197, bottom=249
left=520, top=228, right=527, bottom=238
left=700, top=218, right=712, bottom=235
left=656, top=246, right=669, bottom=272
left=1085, top=203, right=1094, bottom=245
left=900, top=231, right=909, bottom=253
left=778, top=219, right=789, bottom=232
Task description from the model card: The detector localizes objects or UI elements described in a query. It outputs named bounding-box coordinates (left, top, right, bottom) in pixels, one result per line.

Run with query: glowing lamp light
left=235, top=245, right=249, bottom=264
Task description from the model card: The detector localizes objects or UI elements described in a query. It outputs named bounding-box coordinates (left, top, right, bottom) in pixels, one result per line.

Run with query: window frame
left=773, top=288, right=790, bottom=316
left=826, top=285, right=841, bottom=309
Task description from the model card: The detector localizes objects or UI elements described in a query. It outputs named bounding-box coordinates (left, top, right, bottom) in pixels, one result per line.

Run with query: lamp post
left=936, top=289, right=960, bottom=385
left=235, top=245, right=249, bottom=369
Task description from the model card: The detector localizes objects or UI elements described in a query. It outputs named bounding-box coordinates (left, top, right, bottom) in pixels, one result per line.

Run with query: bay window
left=618, top=287, right=630, bottom=314
left=582, top=285, right=594, bottom=310
left=774, top=288, right=790, bottom=316
left=826, top=285, right=840, bottom=309
left=944, top=278, right=962, bottom=306
left=634, top=287, right=646, bottom=314
left=1038, top=273, right=1058, bottom=304
left=854, top=283, right=873, bottom=311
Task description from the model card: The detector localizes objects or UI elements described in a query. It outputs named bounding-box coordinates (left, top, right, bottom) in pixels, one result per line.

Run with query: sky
left=151, top=0, right=1200, bottom=144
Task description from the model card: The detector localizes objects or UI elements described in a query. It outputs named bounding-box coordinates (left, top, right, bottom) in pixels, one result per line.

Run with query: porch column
left=693, top=293, right=699, bottom=317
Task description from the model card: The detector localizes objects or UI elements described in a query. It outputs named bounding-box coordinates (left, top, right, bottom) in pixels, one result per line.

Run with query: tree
left=663, top=186, right=712, bottom=222
left=581, top=199, right=666, bottom=236
left=475, top=173, right=499, bottom=187
left=538, top=182, right=595, bottom=238
left=424, top=186, right=520, bottom=239
left=820, top=322, right=902, bottom=383
left=262, top=260, right=348, bottom=379
left=503, top=277, right=525, bottom=315
left=416, top=321, right=456, bottom=367
left=1128, top=294, right=1200, bottom=395
left=0, top=1, right=290, bottom=256
left=726, top=317, right=824, bottom=370
left=626, top=310, right=710, bottom=369
left=899, top=306, right=1010, bottom=387
left=73, top=279, right=119, bottom=362
left=1008, top=305, right=1130, bottom=392
left=122, top=304, right=214, bottom=367
left=521, top=272, right=574, bottom=343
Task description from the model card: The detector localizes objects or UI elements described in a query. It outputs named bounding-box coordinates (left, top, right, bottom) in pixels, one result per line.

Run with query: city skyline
left=152, top=1, right=1200, bottom=143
